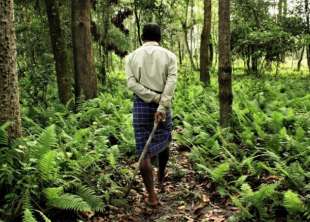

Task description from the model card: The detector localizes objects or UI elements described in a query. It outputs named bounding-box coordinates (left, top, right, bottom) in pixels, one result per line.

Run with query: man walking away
left=125, top=23, right=178, bottom=207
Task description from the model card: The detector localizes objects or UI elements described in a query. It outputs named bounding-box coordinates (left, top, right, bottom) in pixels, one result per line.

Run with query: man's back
left=126, top=41, right=177, bottom=93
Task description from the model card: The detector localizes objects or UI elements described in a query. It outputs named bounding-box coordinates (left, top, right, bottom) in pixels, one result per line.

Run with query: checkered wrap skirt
left=133, top=95, right=172, bottom=158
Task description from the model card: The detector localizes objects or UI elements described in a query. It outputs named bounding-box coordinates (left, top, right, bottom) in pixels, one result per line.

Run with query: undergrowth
left=175, top=72, right=310, bottom=221
left=0, top=70, right=309, bottom=221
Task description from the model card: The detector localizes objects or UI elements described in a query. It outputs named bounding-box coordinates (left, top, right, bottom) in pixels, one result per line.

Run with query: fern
left=283, top=190, right=304, bottom=214
left=106, top=145, right=120, bottom=168
left=210, top=162, right=230, bottom=183
left=33, top=125, right=57, bottom=159
left=23, top=209, right=37, bottom=222
left=251, top=183, right=278, bottom=206
left=76, top=185, right=105, bottom=212
left=34, top=210, right=52, bottom=222
left=38, top=150, right=59, bottom=182
left=47, top=193, right=92, bottom=212
left=0, top=122, right=10, bottom=146
left=44, top=187, right=64, bottom=200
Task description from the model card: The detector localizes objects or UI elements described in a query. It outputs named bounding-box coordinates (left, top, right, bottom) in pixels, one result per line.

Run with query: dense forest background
left=0, top=0, right=309, bottom=221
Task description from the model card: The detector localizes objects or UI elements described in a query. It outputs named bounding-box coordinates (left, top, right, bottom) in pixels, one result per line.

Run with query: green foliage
left=76, top=185, right=105, bottom=212
left=23, top=209, right=37, bottom=222
left=283, top=190, right=304, bottom=214
left=47, top=193, right=92, bottom=212
left=175, top=72, right=310, bottom=221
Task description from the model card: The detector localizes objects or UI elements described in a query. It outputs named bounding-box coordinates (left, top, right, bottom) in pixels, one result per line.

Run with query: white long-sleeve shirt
left=125, top=41, right=178, bottom=113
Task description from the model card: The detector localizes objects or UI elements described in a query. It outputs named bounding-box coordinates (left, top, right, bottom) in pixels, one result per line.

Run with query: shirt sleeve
left=157, top=54, right=178, bottom=113
left=125, top=55, right=161, bottom=103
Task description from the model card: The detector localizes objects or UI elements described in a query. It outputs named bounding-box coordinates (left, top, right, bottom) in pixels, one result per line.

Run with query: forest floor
left=88, top=142, right=238, bottom=222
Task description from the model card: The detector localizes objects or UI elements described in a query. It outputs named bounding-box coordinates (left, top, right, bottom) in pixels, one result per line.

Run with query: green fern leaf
left=38, top=150, right=59, bottom=181
left=33, top=125, right=57, bottom=158
left=0, top=122, right=11, bottom=146
left=47, top=193, right=92, bottom=212
left=76, top=185, right=104, bottom=212
left=34, top=210, right=51, bottom=222
left=210, top=162, right=230, bottom=183
left=253, top=183, right=278, bottom=205
left=23, top=209, right=37, bottom=222
left=283, top=190, right=304, bottom=214
left=106, top=145, right=120, bottom=168
left=44, top=187, right=64, bottom=200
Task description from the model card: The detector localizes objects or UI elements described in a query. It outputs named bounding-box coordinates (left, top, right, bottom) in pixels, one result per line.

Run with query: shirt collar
left=142, top=41, right=159, bottom=47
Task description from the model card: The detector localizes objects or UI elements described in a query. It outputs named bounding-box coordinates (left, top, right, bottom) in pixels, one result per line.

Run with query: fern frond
left=76, top=185, right=104, bottom=212
left=33, top=125, right=57, bottom=158
left=210, top=162, right=230, bottom=183
left=241, top=183, right=253, bottom=196
left=253, top=183, right=278, bottom=205
left=23, top=209, right=37, bottom=222
left=34, top=210, right=52, bottom=222
left=0, top=122, right=10, bottom=146
left=22, top=190, right=32, bottom=211
left=283, top=190, right=304, bottom=214
left=47, top=193, right=92, bottom=212
left=106, top=145, right=120, bottom=168
left=38, top=150, right=59, bottom=182
left=44, top=187, right=64, bottom=200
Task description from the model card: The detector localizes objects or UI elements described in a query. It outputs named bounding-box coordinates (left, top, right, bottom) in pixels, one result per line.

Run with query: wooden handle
left=124, top=121, right=159, bottom=197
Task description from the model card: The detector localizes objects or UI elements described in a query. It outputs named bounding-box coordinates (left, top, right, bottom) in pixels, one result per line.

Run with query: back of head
left=141, top=23, right=161, bottom=43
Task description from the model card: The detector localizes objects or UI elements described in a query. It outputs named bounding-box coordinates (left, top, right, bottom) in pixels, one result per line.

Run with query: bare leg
left=158, top=145, right=170, bottom=192
left=139, top=156, right=158, bottom=206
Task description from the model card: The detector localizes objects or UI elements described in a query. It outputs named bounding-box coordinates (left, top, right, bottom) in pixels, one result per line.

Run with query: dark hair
left=141, top=23, right=161, bottom=42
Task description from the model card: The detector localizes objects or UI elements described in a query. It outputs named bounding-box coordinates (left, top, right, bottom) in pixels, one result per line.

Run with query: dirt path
left=90, top=143, right=237, bottom=222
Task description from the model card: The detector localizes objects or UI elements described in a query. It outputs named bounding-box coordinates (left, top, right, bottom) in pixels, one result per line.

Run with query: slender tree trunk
left=200, top=0, right=212, bottom=85
left=209, top=40, right=214, bottom=66
left=183, top=26, right=197, bottom=70
left=0, top=0, right=22, bottom=138
left=182, top=0, right=197, bottom=70
left=45, top=0, right=73, bottom=104
left=134, top=0, right=142, bottom=46
left=278, top=0, right=283, bottom=18
left=72, top=0, right=97, bottom=102
left=101, top=0, right=111, bottom=83
left=306, top=0, right=310, bottom=73
left=189, top=0, right=194, bottom=54
left=297, top=46, right=305, bottom=71
left=178, top=40, right=183, bottom=65
left=283, top=0, right=288, bottom=16
left=218, top=0, right=233, bottom=127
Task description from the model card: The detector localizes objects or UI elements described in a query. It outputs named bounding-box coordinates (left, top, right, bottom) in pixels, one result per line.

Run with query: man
left=125, top=23, right=177, bottom=206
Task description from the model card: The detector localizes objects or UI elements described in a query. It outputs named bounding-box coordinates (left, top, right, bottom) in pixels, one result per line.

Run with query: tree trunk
left=45, top=0, right=73, bottom=104
left=200, top=0, right=212, bottom=85
left=189, top=0, right=194, bottom=54
left=218, top=0, right=233, bottom=127
left=178, top=40, right=183, bottom=65
left=0, top=0, right=22, bottom=138
left=72, top=0, right=97, bottom=102
left=283, top=0, right=288, bottom=16
left=278, top=0, right=283, bottom=18
left=297, top=46, right=305, bottom=71
left=183, top=26, right=197, bottom=70
left=306, top=0, right=310, bottom=73
left=182, top=0, right=197, bottom=70
left=134, top=0, right=142, bottom=46
left=209, top=40, right=214, bottom=66
left=101, top=0, right=111, bottom=83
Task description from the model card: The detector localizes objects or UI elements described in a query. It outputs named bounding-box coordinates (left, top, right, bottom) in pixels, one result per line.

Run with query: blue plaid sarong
left=133, top=95, right=172, bottom=158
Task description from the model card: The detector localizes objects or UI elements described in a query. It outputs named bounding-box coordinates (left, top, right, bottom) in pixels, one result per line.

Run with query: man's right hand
left=155, top=111, right=166, bottom=123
